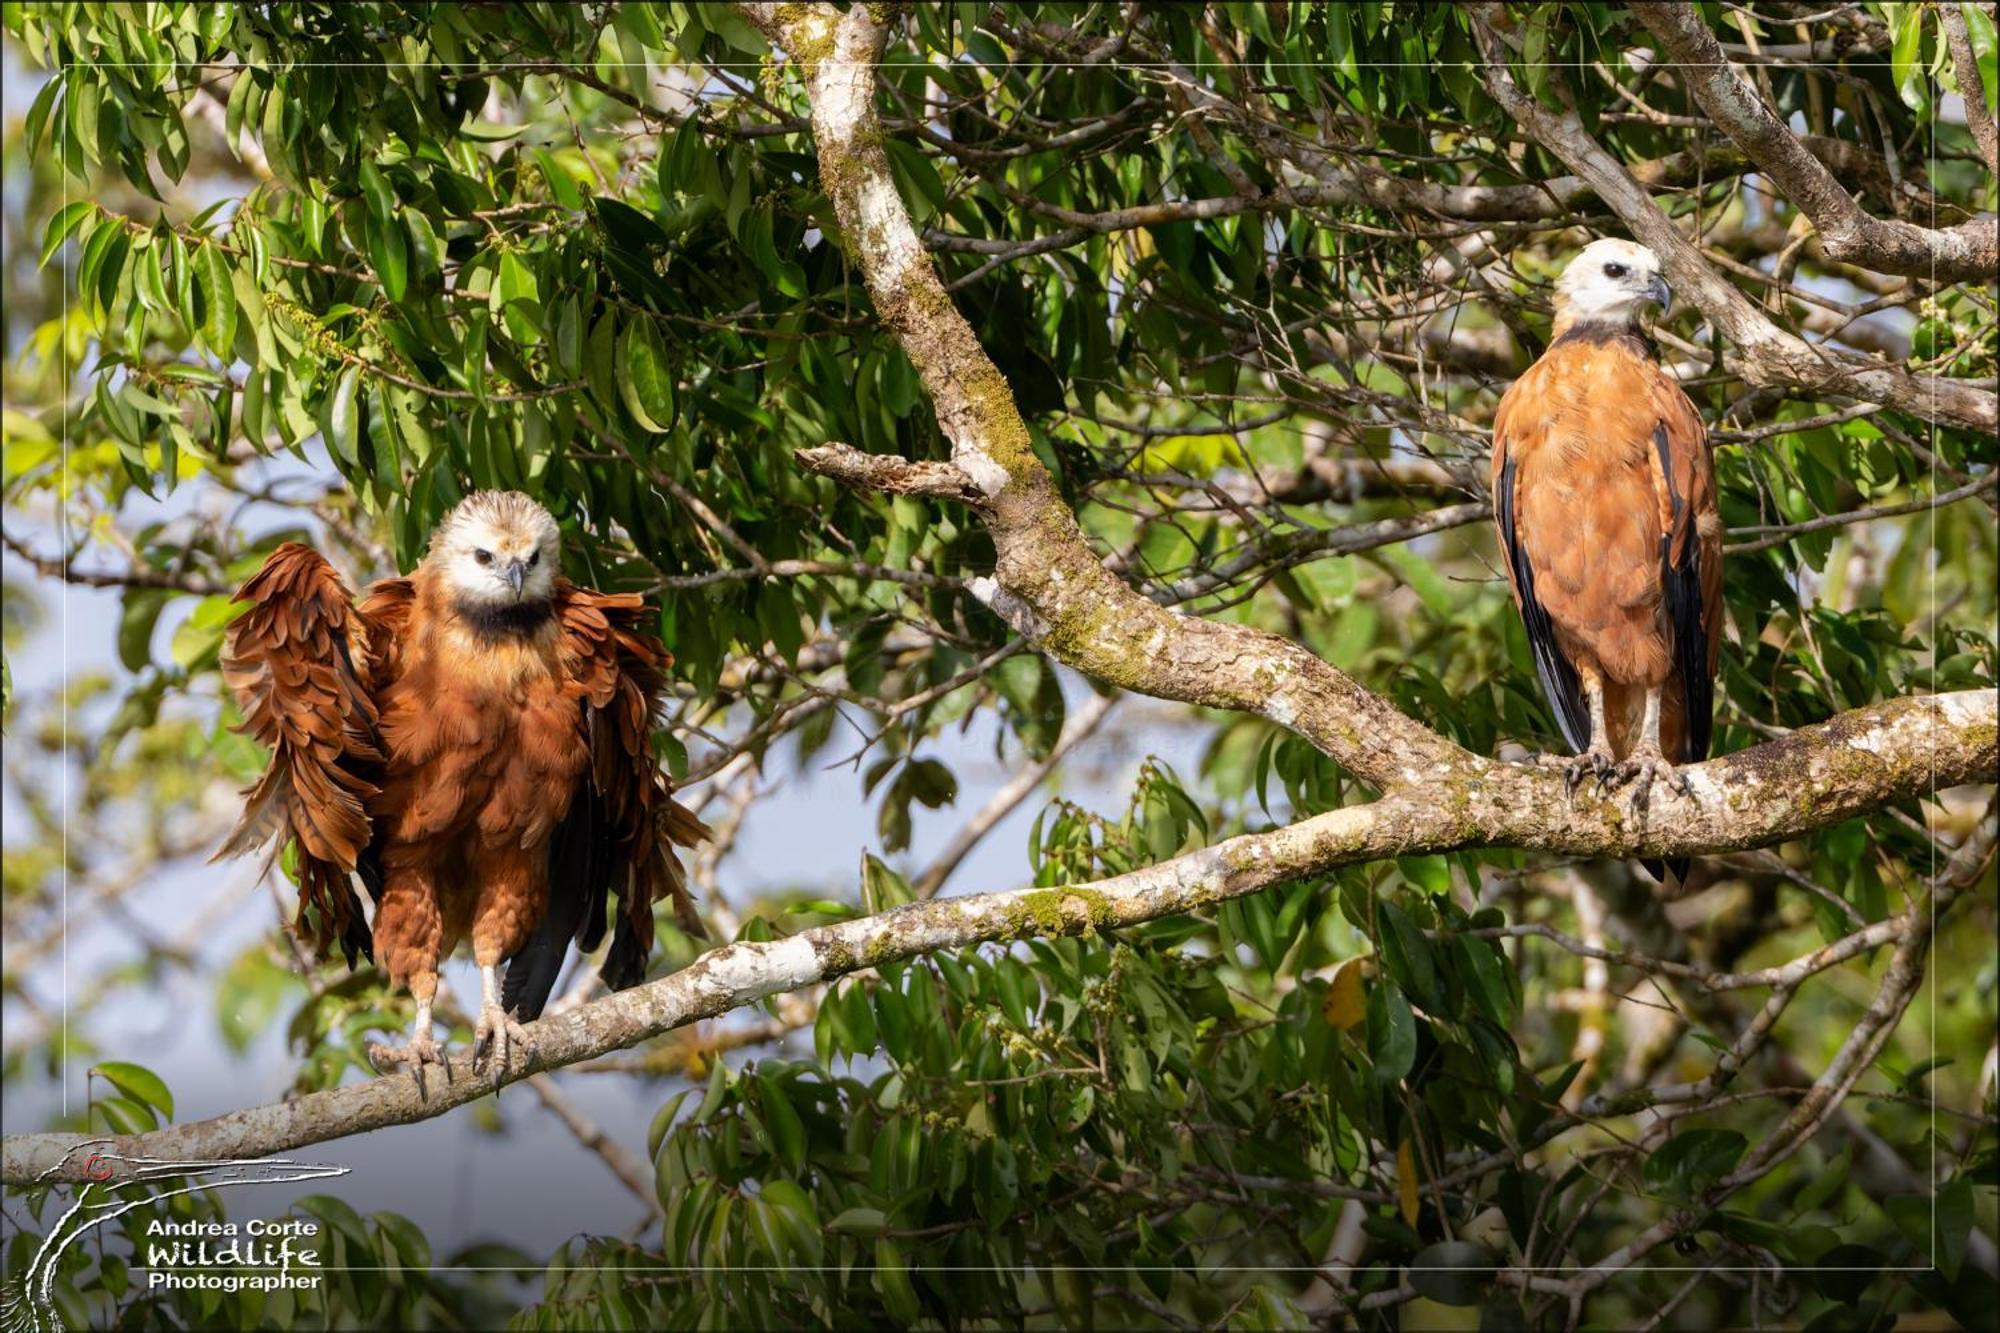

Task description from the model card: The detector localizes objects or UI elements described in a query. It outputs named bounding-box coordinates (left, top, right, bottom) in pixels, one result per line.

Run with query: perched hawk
left=217, top=491, right=708, bottom=1075
left=1490, top=239, right=1723, bottom=879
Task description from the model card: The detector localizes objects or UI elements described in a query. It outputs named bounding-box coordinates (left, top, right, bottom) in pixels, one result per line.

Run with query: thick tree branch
left=4, top=689, right=1992, bottom=1185
left=1941, top=1, right=2000, bottom=176
left=1467, top=6, right=1998, bottom=436
left=1636, top=3, right=1997, bottom=282
left=748, top=2, right=1463, bottom=792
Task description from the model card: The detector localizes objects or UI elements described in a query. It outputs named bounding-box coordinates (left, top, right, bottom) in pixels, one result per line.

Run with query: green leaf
left=368, top=211, right=409, bottom=302
left=1378, top=546, right=1454, bottom=617
left=1408, top=1240, right=1496, bottom=1307
left=326, top=364, right=362, bottom=468
left=586, top=308, right=620, bottom=410
left=1377, top=900, right=1444, bottom=1012
left=873, top=1237, right=921, bottom=1323
left=1453, top=934, right=1516, bottom=1026
left=40, top=201, right=93, bottom=267
left=827, top=1207, right=887, bottom=1238
left=93, top=1095, right=158, bottom=1135
left=117, top=588, right=172, bottom=671
left=616, top=316, right=676, bottom=433
left=553, top=295, right=584, bottom=378
left=534, top=147, right=584, bottom=210
left=195, top=242, right=237, bottom=355
left=497, top=250, right=539, bottom=308
left=861, top=853, right=914, bottom=914
left=1891, top=5, right=1927, bottom=110
left=1521, top=5, right=1555, bottom=108
left=91, top=1061, right=174, bottom=1119
left=1966, top=3, right=1999, bottom=111
left=1367, top=984, right=1417, bottom=1082
left=23, top=68, right=60, bottom=158
left=298, top=1194, right=372, bottom=1251
left=357, top=159, right=396, bottom=224
left=757, top=1073, right=807, bottom=1173
left=646, top=1090, right=692, bottom=1162
left=215, top=946, right=295, bottom=1053
left=1794, top=1145, right=1853, bottom=1215
left=1643, top=1129, right=1746, bottom=1196
left=1938, top=1176, right=1975, bottom=1282
left=169, top=608, right=229, bottom=670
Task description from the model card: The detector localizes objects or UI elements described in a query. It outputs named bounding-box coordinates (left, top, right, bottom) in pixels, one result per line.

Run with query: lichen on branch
left=4, top=687, right=1991, bottom=1185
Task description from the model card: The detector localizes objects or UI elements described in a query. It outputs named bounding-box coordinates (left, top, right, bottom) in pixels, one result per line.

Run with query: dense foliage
left=2, top=2, right=1995, bottom=1329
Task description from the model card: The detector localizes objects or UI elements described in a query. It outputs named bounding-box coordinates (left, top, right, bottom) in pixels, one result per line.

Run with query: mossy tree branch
left=741, top=1, right=1471, bottom=792
left=5, top=688, right=1993, bottom=1185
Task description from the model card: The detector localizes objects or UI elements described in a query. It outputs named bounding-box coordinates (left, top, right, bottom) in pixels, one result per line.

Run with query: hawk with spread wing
left=1491, top=239, right=1723, bottom=881
left=217, top=491, right=708, bottom=1075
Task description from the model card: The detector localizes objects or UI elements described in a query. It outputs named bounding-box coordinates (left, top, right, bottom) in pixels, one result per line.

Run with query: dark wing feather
left=503, top=584, right=710, bottom=1021
left=1651, top=423, right=1714, bottom=764
left=501, top=768, right=612, bottom=1018
left=1495, top=454, right=1590, bottom=754
left=214, top=544, right=387, bottom=967
left=1649, top=403, right=1719, bottom=888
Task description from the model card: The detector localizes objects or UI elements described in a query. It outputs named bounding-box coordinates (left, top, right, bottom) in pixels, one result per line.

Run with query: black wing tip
left=502, top=943, right=562, bottom=1022
left=1640, top=857, right=1691, bottom=886
left=1498, top=457, right=1590, bottom=755
left=599, top=926, right=648, bottom=993
left=338, top=916, right=374, bottom=970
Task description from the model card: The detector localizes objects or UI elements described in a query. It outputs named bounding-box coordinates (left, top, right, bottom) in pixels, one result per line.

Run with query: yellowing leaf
left=1323, top=957, right=1368, bottom=1030
left=1397, top=1136, right=1421, bottom=1226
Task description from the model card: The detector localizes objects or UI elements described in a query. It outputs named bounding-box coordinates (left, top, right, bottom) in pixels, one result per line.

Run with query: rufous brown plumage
left=1490, top=240, right=1723, bottom=882
left=217, top=491, right=709, bottom=1075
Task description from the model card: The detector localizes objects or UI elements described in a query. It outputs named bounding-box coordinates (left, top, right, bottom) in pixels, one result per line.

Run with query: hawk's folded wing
left=1491, top=380, right=1590, bottom=755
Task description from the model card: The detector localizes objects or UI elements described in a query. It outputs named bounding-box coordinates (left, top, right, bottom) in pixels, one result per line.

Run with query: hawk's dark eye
left=474, top=549, right=493, bottom=565
left=1603, top=262, right=1629, bottom=278
left=529, top=550, right=541, bottom=566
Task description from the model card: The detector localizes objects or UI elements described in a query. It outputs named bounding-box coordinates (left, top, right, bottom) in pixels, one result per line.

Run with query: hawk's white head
left=428, top=490, right=561, bottom=608
left=1554, top=238, right=1673, bottom=328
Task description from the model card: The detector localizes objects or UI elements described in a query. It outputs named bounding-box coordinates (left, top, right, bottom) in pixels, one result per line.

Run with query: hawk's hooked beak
left=504, top=559, right=527, bottom=595
left=1648, top=273, right=1673, bottom=316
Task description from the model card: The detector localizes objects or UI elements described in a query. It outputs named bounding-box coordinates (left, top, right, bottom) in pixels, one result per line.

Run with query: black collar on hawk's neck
left=455, top=597, right=556, bottom=639
left=1550, top=317, right=1658, bottom=360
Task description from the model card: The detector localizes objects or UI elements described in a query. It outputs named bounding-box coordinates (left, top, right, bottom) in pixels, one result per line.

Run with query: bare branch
left=791, top=444, right=984, bottom=502
left=1725, top=471, right=2000, bottom=555
left=1636, top=3, right=1997, bottom=282
left=0, top=526, right=230, bottom=597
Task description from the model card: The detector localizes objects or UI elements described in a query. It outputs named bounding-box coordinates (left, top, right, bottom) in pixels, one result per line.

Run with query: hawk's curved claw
left=367, top=1032, right=448, bottom=1096
left=473, top=1004, right=533, bottom=1080
left=1538, top=748, right=1619, bottom=801
left=1621, top=753, right=1690, bottom=813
